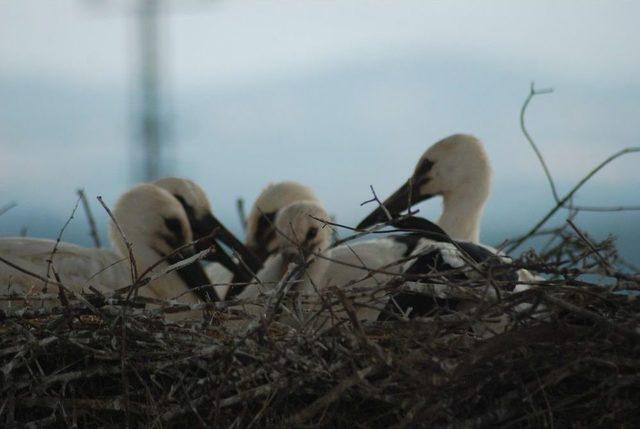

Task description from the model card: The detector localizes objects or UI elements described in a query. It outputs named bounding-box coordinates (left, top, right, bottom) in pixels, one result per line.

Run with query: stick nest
left=1, top=229, right=639, bottom=428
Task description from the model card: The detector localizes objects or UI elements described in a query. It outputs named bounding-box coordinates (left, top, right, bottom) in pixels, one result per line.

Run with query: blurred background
left=1, top=1, right=639, bottom=263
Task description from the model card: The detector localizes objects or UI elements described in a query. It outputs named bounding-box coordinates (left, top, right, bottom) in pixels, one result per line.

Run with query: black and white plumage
left=353, top=134, right=539, bottom=324
left=205, top=196, right=521, bottom=326
left=373, top=217, right=525, bottom=323
left=294, top=213, right=532, bottom=326
left=0, top=183, right=214, bottom=315
left=357, top=134, right=492, bottom=243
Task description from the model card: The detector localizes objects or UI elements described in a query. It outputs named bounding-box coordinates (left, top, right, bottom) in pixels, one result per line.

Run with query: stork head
left=110, top=184, right=193, bottom=258
left=245, top=181, right=319, bottom=262
left=154, top=176, right=261, bottom=272
left=108, top=183, right=214, bottom=301
left=274, top=201, right=333, bottom=264
left=357, top=134, right=491, bottom=229
left=153, top=177, right=214, bottom=240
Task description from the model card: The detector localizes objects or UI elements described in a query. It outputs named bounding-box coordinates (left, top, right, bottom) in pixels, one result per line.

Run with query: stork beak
left=280, top=250, right=304, bottom=279
left=173, top=258, right=218, bottom=302
left=356, top=179, right=435, bottom=230
left=193, top=213, right=263, bottom=274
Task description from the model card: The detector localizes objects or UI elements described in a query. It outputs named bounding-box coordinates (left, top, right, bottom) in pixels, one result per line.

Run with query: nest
left=1, top=227, right=639, bottom=428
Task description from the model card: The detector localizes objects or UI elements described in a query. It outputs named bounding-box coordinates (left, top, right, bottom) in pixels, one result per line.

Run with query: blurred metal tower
left=137, top=0, right=163, bottom=181
left=84, top=0, right=167, bottom=181
left=86, top=0, right=213, bottom=181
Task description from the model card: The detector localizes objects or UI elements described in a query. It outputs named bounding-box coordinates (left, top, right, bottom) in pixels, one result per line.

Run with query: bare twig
left=360, top=185, right=393, bottom=221
left=236, top=197, right=247, bottom=232
left=0, top=202, right=17, bottom=217
left=77, top=189, right=102, bottom=248
left=520, top=82, right=557, bottom=201
left=508, top=83, right=640, bottom=252
left=97, top=196, right=138, bottom=287
left=44, top=196, right=82, bottom=291
left=507, top=147, right=640, bottom=253
left=565, top=219, right=615, bottom=278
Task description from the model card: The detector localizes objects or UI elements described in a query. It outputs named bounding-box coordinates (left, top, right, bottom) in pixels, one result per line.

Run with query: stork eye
left=414, top=158, right=435, bottom=177
left=306, top=227, right=318, bottom=241
left=163, top=217, right=185, bottom=248
left=165, top=217, right=182, bottom=235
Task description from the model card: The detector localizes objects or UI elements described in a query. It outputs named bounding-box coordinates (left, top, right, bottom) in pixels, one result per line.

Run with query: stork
left=357, top=134, right=491, bottom=243
left=245, top=181, right=320, bottom=262
left=207, top=181, right=320, bottom=300
left=0, top=184, right=214, bottom=318
left=153, top=177, right=262, bottom=278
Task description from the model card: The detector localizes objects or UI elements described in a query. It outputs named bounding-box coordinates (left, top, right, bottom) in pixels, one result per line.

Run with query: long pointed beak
left=173, top=257, right=218, bottom=302
left=193, top=213, right=263, bottom=274
left=356, top=179, right=435, bottom=230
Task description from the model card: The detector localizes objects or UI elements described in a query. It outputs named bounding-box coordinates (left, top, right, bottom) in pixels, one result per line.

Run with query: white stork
left=0, top=183, right=214, bottom=317
left=207, top=181, right=320, bottom=301
left=357, top=134, right=491, bottom=243
left=154, top=176, right=261, bottom=278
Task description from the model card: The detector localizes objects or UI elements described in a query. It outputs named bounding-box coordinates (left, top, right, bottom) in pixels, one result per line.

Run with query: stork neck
left=438, top=186, right=488, bottom=243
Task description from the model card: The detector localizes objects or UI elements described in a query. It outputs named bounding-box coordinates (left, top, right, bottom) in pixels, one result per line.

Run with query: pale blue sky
left=1, top=0, right=639, bottom=261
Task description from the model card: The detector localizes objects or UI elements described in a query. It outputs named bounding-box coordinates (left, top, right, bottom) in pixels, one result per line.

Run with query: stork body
left=0, top=184, right=212, bottom=318
left=0, top=238, right=131, bottom=295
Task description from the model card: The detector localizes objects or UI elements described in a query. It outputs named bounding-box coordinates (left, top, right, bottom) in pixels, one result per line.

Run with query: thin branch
left=507, top=147, right=640, bottom=253
left=0, top=202, right=17, bottom=217
left=562, top=204, right=640, bottom=212
left=44, top=196, right=82, bottom=291
left=236, top=197, right=247, bottom=232
left=565, top=219, right=615, bottom=279
left=77, top=189, right=102, bottom=248
left=360, top=185, right=392, bottom=221
left=510, top=82, right=640, bottom=252
left=97, top=195, right=138, bottom=287
left=521, top=82, right=557, bottom=201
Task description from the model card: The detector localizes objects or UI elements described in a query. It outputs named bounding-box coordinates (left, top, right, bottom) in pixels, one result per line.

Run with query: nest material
left=1, top=231, right=640, bottom=428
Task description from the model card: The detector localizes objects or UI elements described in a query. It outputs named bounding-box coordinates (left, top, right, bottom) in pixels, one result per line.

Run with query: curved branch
left=521, top=82, right=557, bottom=201
left=507, top=147, right=640, bottom=253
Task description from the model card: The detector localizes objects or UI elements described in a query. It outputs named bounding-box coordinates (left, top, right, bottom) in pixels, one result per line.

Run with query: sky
left=1, top=0, right=639, bottom=262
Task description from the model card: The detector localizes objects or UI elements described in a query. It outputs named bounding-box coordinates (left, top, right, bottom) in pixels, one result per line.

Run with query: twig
left=506, top=147, right=640, bottom=253
left=540, top=293, right=640, bottom=343
left=77, top=189, right=102, bottom=248
left=97, top=196, right=138, bottom=288
left=565, top=219, right=615, bottom=278
left=287, top=365, right=377, bottom=424
left=520, top=82, right=557, bottom=201
left=44, top=196, right=82, bottom=291
left=0, top=202, right=17, bottom=217
left=360, top=185, right=393, bottom=221
left=236, top=198, right=247, bottom=232
left=508, top=82, right=640, bottom=252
